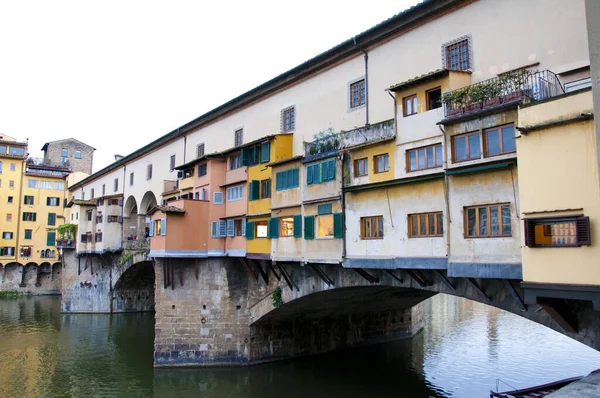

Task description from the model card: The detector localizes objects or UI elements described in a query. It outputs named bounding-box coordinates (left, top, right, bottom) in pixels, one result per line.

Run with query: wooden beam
left=238, top=258, right=257, bottom=280
left=353, top=268, right=378, bottom=284
left=539, top=298, right=578, bottom=333
left=252, top=259, right=268, bottom=285
left=277, top=263, right=298, bottom=291
left=385, top=269, right=403, bottom=284
left=503, top=279, right=527, bottom=312
left=268, top=262, right=281, bottom=281
left=466, top=278, right=491, bottom=303
left=435, top=270, right=455, bottom=292
left=309, top=264, right=334, bottom=286
left=404, top=269, right=427, bottom=287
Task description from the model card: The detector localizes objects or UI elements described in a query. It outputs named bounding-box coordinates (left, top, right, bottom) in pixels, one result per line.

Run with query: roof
left=147, top=205, right=186, bottom=215
left=69, top=0, right=465, bottom=190
left=388, top=68, right=450, bottom=91
left=67, top=199, right=98, bottom=208
left=267, top=155, right=303, bottom=168
left=0, top=139, right=27, bottom=146
left=41, top=138, right=96, bottom=151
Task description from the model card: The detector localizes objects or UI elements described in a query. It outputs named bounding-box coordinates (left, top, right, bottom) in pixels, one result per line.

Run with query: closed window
left=54, top=182, right=64, bottom=190
left=10, top=163, right=15, bottom=171
left=113, top=178, right=118, bottom=192
left=374, top=154, right=389, bottom=173
left=24, top=195, right=34, bottom=205
left=9, top=147, right=24, bottom=156
left=280, top=217, right=295, bottom=237
left=453, top=132, right=481, bottom=162
left=426, top=87, right=442, bottom=111
left=484, top=124, right=516, bottom=157
left=198, top=164, right=207, bottom=177
left=6, top=214, right=12, bottom=222
left=361, top=216, right=384, bottom=239
left=24, top=229, right=32, bottom=240
left=282, top=106, right=295, bottom=132
left=170, top=155, right=176, bottom=171
left=108, top=215, right=119, bottom=223
left=40, top=181, right=52, bottom=189
left=306, top=159, right=335, bottom=185
left=256, top=221, right=268, bottom=238
left=147, top=164, right=153, bottom=180
left=403, top=94, right=418, bottom=117
left=350, top=79, right=366, bottom=109
left=61, top=148, right=68, bottom=157
left=354, top=158, right=368, bottom=177
left=276, top=168, right=299, bottom=191
left=234, top=129, right=244, bottom=147
left=102, top=184, right=106, bottom=195
left=23, top=212, right=36, bottom=222
left=9, top=180, right=14, bottom=188
left=524, top=216, right=590, bottom=247
left=196, top=143, right=205, bottom=158
left=2, top=232, right=13, bottom=240
left=230, top=153, right=242, bottom=170
left=110, top=198, right=120, bottom=206
left=261, top=179, right=271, bottom=199
left=445, top=38, right=470, bottom=71
left=75, top=150, right=82, bottom=159
left=48, top=213, right=56, bottom=226
left=408, top=144, right=443, bottom=171
left=95, top=232, right=103, bottom=242
left=130, top=172, right=134, bottom=186
left=409, top=212, right=444, bottom=238
left=213, top=191, right=223, bottom=204
left=90, top=188, right=94, bottom=198
left=465, top=204, right=511, bottom=238
left=87, top=210, right=93, bottom=221
left=27, top=180, right=38, bottom=188
left=227, top=185, right=244, bottom=202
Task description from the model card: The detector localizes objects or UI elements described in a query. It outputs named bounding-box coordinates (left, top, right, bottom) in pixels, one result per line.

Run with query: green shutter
left=46, top=232, right=56, bottom=246
left=321, top=162, right=328, bottom=181
left=292, top=168, right=299, bottom=187
left=250, top=180, right=260, bottom=201
left=269, top=218, right=279, bottom=239
left=304, top=215, right=314, bottom=240
left=246, top=221, right=254, bottom=240
left=328, top=160, right=336, bottom=181
left=266, top=179, right=271, bottom=197
left=334, top=212, right=343, bottom=238
left=46, top=197, right=50, bottom=206
left=241, top=147, right=250, bottom=166
left=33, top=213, right=37, bottom=222
left=63, top=198, right=67, bottom=208
left=307, top=165, right=314, bottom=185
left=48, top=213, right=56, bottom=226
left=293, top=214, right=302, bottom=237
left=260, top=142, right=270, bottom=163
left=250, top=145, right=258, bottom=165
left=276, top=171, right=283, bottom=191
left=314, top=164, right=321, bottom=184
left=22, top=213, right=26, bottom=221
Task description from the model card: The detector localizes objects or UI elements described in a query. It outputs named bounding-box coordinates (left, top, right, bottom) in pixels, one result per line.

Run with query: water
left=0, top=295, right=598, bottom=398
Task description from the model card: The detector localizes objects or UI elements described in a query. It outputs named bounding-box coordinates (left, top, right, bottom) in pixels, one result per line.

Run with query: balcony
left=304, top=129, right=340, bottom=162
left=340, top=119, right=395, bottom=149
left=443, top=69, right=564, bottom=119
left=56, top=239, right=76, bottom=249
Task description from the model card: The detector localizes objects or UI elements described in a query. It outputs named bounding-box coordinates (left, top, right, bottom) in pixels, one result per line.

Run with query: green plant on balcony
left=56, top=223, right=77, bottom=241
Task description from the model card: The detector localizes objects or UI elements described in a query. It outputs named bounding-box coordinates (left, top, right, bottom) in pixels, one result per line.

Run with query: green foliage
left=306, top=127, right=340, bottom=155
left=55, top=223, right=77, bottom=240
left=0, top=291, right=32, bottom=299
left=271, top=286, right=283, bottom=308
left=120, top=253, right=134, bottom=265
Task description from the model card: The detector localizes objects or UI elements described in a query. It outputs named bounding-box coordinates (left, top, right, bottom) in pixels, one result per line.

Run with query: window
left=0, top=146, right=5, bottom=154
left=170, top=155, right=176, bottom=171
left=2, top=232, right=13, bottom=239
left=40, top=181, right=52, bottom=189
left=484, top=124, right=516, bottom=157
left=113, top=178, right=118, bottom=192
left=198, top=164, right=207, bottom=177
left=260, top=142, right=270, bottom=163
left=453, top=132, right=481, bottom=162
left=48, top=213, right=56, bottom=226
left=465, top=204, right=511, bottom=238
left=27, top=180, right=38, bottom=188
left=87, top=210, right=93, bottom=221
left=20, top=247, right=31, bottom=257
left=210, top=220, right=227, bottom=238
left=280, top=217, right=295, bottom=237
left=248, top=180, right=260, bottom=201
left=10, top=163, right=15, bottom=171
left=241, top=145, right=259, bottom=167
left=261, top=179, right=271, bottom=199
left=0, top=247, right=15, bottom=256
left=354, top=158, right=368, bottom=177
left=90, top=188, right=94, bottom=198
left=306, top=159, right=336, bottom=185
left=317, top=214, right=334, bottom=237
left=9, top=180, right=14, bottom=188
left=75, top=150, right=82, bottom=159
left=23, top=212, right=36, bottom=222
left=110, top=198, right=120, bottom=206
left=350, top=79, right=366, bottom=109
left=24, top=229, right=32, bottom=240
left=24, top=195, right=34, bottom=205
left=524, top=216, right=590, bottom=247
left=213, top=191, right=223, bottom=204
left=230, top=153, right=242, bottom=170
left=96, top=215, right=103, bottom=223
left=409, top=212, right=444, bottom=238
left=61, top=148, right=68, bottom=157
left=227, top=185, right=244, bottom=202
left=7, top=196, right=13, bottom=204
left=426, top=87, right=442, bottom=111
left=374, top=154, right=389, bottom=173
left=408, top=144, right=443, bottom=171
left=6, top=214, right=12, bottom=222
left=95, top=232, right=103, bottom=242
left=403, top=94, right=418, bottom=117
left=361, top=216, right=384, bottom=239
left=108, top=215, right=119, bottom=223
left=130, top=172, right=134, bottom=186
left=276, top=168, right=299, bottom=191
left=102, top=184, right=106, bottom=195
left=196, top=143, right=205, bottom=158
left=234, top=129, right=243, bottom=147
left=82, top=192, right=85, bottom=200
left=47, top=197, right=60, bottom=206
left=256, top=221, right=268, bottom=238
left=233, top=219, right=244, bottom=236
left=54, top=182, right=65, bottom=190
left=282, top=106, right=295, bottom=132
left=9, top=147, right=24, bottom=156
left=445, top=38, right=470, bottom=71
left=147, top=164, right=153, bottom=180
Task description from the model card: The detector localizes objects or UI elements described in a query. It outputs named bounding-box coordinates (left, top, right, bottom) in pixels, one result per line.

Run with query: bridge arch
left=140, top=191, right=157, bottom=215
left=124, top=195, right=138, bottom=218
left=113, top=260, right=155, bottom=313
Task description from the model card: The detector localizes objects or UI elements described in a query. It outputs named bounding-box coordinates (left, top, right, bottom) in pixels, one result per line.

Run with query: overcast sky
left=0, top=0, right=420, bottom=172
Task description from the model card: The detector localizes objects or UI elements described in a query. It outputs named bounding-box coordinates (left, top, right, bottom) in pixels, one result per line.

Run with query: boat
left=489, top=375, right=584, bottom=398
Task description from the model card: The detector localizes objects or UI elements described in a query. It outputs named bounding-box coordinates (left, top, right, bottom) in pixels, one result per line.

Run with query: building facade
left=42, top=138, right=95, bottom=175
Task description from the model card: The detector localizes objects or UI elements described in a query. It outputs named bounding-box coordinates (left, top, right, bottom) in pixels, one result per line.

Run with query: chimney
left=114, top=154, right=124, bottom=161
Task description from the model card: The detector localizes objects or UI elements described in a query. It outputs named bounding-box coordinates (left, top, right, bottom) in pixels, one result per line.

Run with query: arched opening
left=113, top=261, right=155, bottom=313
left=123, top=195, right=143, bottom=242
left=23, top=262, right=38, bottom=287
left=139, top=191, right=158, bottom=240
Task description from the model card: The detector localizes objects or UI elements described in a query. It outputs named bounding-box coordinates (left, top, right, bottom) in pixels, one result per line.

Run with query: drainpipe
left=353, top=36, right=369, bottom=126
left=438, top=125, right=451, bottom=261
left=183, top=134, right=187, bottom=164
left=387, top=90, right=398, bottom=137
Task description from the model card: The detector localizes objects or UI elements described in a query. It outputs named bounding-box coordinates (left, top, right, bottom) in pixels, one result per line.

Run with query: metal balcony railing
left=443, top=69, right=564, bottom=118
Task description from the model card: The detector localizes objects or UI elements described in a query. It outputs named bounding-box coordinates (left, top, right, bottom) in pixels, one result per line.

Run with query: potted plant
left=56, top=223, right=77, bottom=247
left=482, top=80, right=501, bottom=108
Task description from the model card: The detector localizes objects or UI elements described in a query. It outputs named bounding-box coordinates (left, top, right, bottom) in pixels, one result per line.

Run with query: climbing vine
left=271, top=286, right=283, bottom=308
left=55, top=223, right=77, bottom=240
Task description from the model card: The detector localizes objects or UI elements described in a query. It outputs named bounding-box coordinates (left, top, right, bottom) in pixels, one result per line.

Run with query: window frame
left=354, top=158, right=368, bottom=177
left=229, top=152, right=242, bottom=170
left=255, top=221, right=268, bottom=239
left=426, top=87, right=442, bottom=111
left=444, top=38, right=471, bottom=71
left=403, top=94, right=418, bottom=117
left=279, top=217, right=295, bottom=238
left=282, top=106, right=296, bottom=133
left=524, top=215, right=590, bottom=248
left=169, top=155, right=176, bottom=172
left=196, top=143, right=205, bottom=158
left=464, top=203, right=512, bottom=238
left=234, top=129, right=243, bottom=147
left=129, top=172, right=134, bottom=186
left=360, top=216, right=384, bottom=240
left=452, top=131, right=481, bottom=163
left=226, top=185, right=244, bottom=202
left=75, top=150, right=82, bottom=159
left=147, top=164, right=153, bottom=180
left=349, top=78, right=366, bottom=109
left=197, top=163, right=207, bottom=177
left=260, top=179, right=271, bottom=199
left=408, top=212, right=444, bottom=238
left=483, top=124, right=516, bottom=158
left=407, top=144, right=443, bottom=172
left=374, top=154, right=390, bottom=174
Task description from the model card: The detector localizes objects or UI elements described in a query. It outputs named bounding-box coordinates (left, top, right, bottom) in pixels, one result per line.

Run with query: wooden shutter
left=321, top=162, right=328, bottom=181
left=334, top=212, right=343, bottom=238
left=227, top=220, right=235, bottom=237
left=276, top=172, right=283, bottom=191
left=46, top=232, right=56, bottom=246
left=149, top=221, right=155, bottom=237
left=211, top=221, right=218, bottom=238
left=576, top=216, right=591, bottom=246
left=304, top=215, right=314, bottom=240
left=219, top=220, right=227, bottom=237
left=33, top=213, right=37, bottom=222
left=241, top=147, right=249, bottom=166
left=268, top=218, right=279, bottom=239
left=317, top=203, right=332, bottom=215
left=293, top=214, right=302, bottom=237
left=328, top=160, right=336, bottom=181
left=245, top=221, right=254, bottom=240
left=314, top=164, right=321, bottom=184
left=307, top=165, right=314, bottom=185
left=241, top=218, right=246, bottom=237
left=523, top=219, right=535, bottom=247
left=292, top=168, right=299, bottom=187
left=252, top=180, right=260, bottom=201
left=260, top=142, right=270, bottom=163
left=160, top=218, right=166, bottom=235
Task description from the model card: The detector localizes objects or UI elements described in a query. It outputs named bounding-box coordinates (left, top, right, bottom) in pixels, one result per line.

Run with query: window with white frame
left=226, top=185, right=244, bottom=202
left=213, top=191, right=223, bottom=204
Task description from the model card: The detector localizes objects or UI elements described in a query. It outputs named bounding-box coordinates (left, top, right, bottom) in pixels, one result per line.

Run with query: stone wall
left=0, top=263, right=61, bottom=294
left=43, top=139, right=94, bottom=174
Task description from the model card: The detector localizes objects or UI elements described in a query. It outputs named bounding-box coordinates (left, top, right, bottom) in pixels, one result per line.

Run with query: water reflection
left=0, top=294, right=598, bottom=397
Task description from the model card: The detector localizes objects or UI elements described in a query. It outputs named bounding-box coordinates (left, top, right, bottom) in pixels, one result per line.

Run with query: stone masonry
left=42, top=138, right=94, bottom=174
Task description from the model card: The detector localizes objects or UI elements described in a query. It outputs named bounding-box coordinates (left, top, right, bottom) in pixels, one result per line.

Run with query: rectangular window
left=61, top=148, right=68, bottom=157
left=260, top=142, right=270, bottom=163
left=403, top=94, right=418, bottom=117
left=9, top=180, right=14, bottom=188
left=87, top=210, right=93, bottom=221
left=24, top=195, right=34, bottom=205
left=453, top=132, right=481, bottom=162
left=9, top=147, right=24, bottom=156
left=317, top=214, right=334, bottom=237
left=229, top=153, right=242, bottom=170
left=261, top=179, right=271, bottom=199
left=350, top=79, right=366, bottom=109
left=241, top=145, right=259, bottom=167
left=95, top=232, right=103, bottom=243
left=96, top=215, right=103, bottom=224
left=226, top=185, right=244, bottom=202
left=2, top=232, right=13, bottom=240
left=275, top=168, right=300, bottom=191
left=361, top=216, right=384, bottom=239
left=170, top=155, right=176, bottom=171
left=20, top=247, right=32, bottom=257
left=374, top=154, right=389, bottom=173
left=0, top=247, right=15, bottom=256
left=280, top=217, right=295, bottom=237
left=196, top=143, right=205, bottom=158
left=27, top=180, right=38, bottom=188
left=7, top=196, right=13, bottom=204
left=75, top=150, right=82, bottom=159
left=282, top=106, right=295, bottom=132
left=465, top=204, right=511, bottom=238
left=24, top=229, right=32, bottom=240
left=113, top=178, right=118, bottom=192
left=484, top=124, right=516, bottom=157
left=524, top=216, right=590, bottom=247
left=90, top=188, right=94, bottom=198
left=110, top=198, right=120, bottom=206
left=10, top=163, right=15, bottom=171
left=213, top=191, right=223, bottom=204
left=234, top=219, right=244, bottom=236
left=234, top=129, right=243, bottom=147
left=129, top=172, right=134, bottom=186
left=108, top=215, right=119, bottom=223
left=307, top=159, right=335, bottom=185
left=0, top=145, right=5, bottom=154
left=407, top=144, right=443, bottom=171
left=40, top=181, right=52, bottom=189
left=147, top=164, right=153, bottom=180
left=47, top=197, right=60, bottom=206
left=48, top=213, right=56, bottom=226
left=23, top=212, right=36, bottom=222
left=102, top=184, right=106, bottom=195
left=6, top=214, right=12, bottom=222
left=409, top=212, right=444, bottom=238
left=54, top=182, right=65, bottom=190
left=46, top=232, right=56, bottom=246
left=354, top=158, right=368, bottom=177
left=198, top=164, right=207, bottom=177
left=256, top=221, right=268, bottom=238
left=445, top=39, right=470, bottom=71
left=426, top=87, right=442, bottom=111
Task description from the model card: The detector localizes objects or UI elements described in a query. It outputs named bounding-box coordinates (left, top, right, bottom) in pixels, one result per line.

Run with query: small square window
left=354, top=158, right=368, bottom=177
left=256, top=221, right=268, bottom=238
left=280, top=217, right=295, bottom=237
left=444, top=38, right=471, bottom=71
left=374, top=154, right=389, bottom=173
left=196, top=143, right=205, bottom=158
left=75, top=150, right=82, bottom=159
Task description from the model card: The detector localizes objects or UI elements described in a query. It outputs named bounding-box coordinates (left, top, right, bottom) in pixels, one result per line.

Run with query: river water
left=0, top=295, right=598, bottom=398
